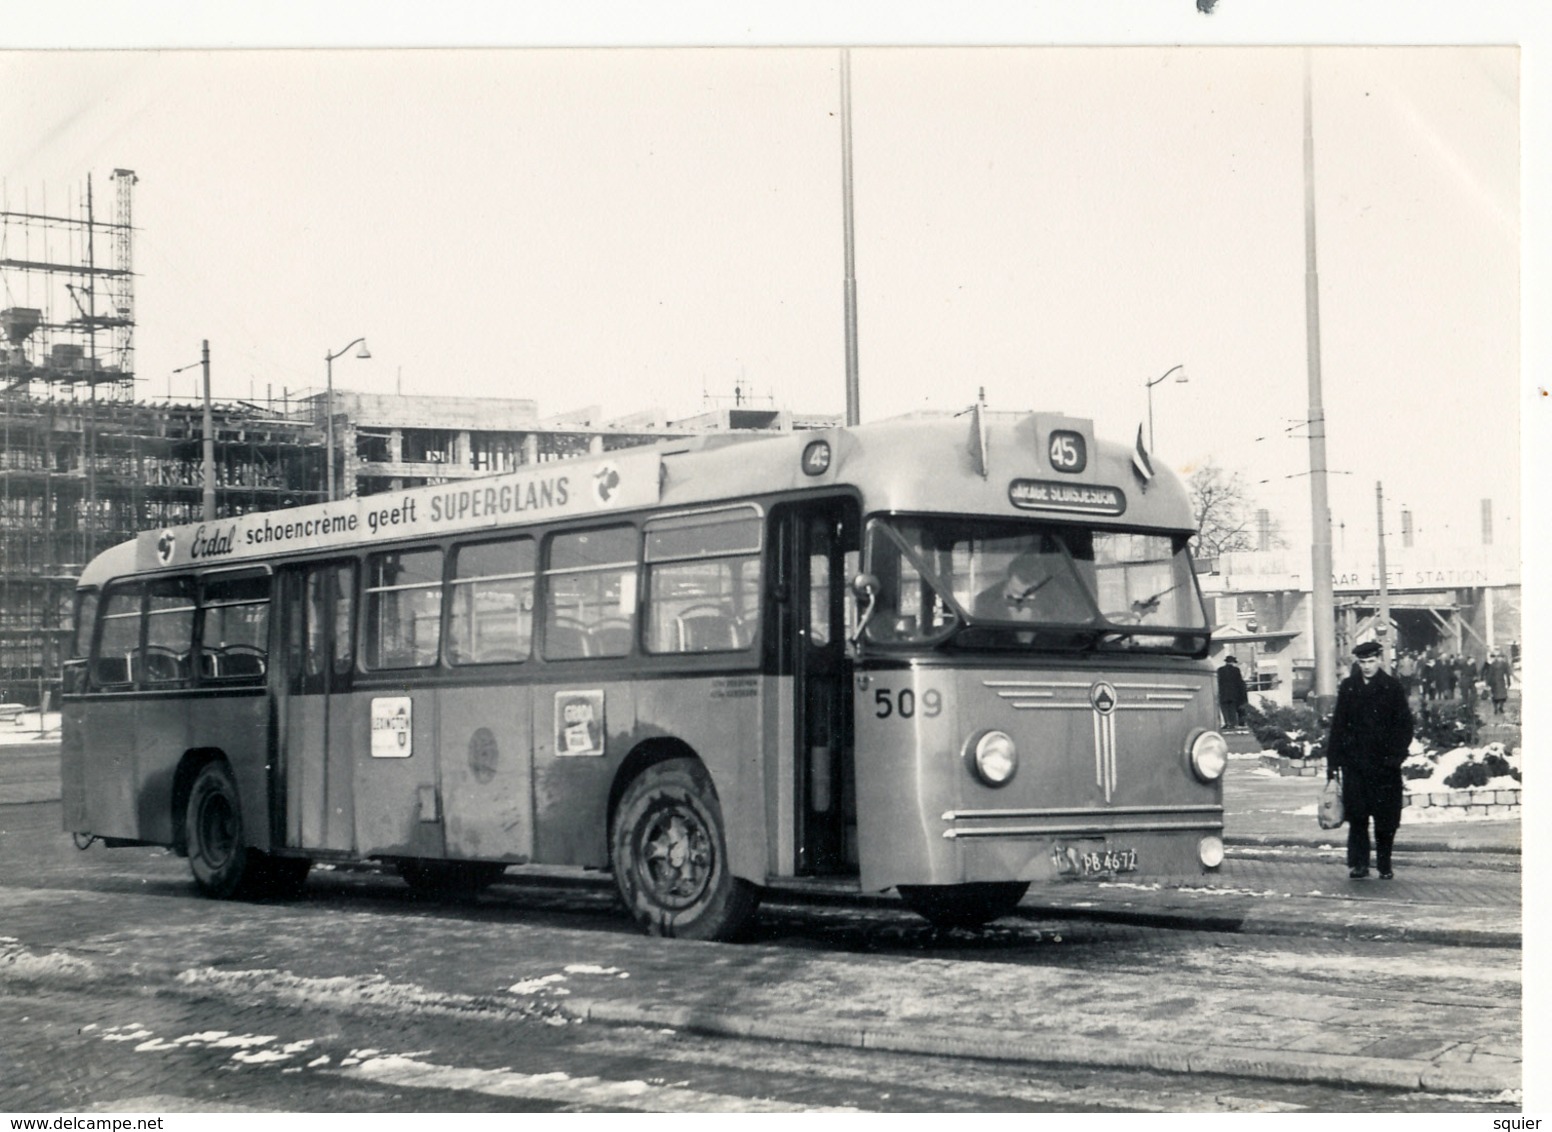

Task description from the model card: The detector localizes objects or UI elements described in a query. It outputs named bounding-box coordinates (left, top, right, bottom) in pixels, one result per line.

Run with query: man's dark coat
left=1326, top=667, right=1414, bottom=820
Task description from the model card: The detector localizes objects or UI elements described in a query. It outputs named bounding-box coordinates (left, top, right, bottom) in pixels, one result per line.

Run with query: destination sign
left=136, top=448, right=662, bottom=571
left=1007, top=478, right=1126, bottom=516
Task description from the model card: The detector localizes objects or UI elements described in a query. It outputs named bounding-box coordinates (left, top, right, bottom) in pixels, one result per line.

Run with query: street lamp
left=324, top=338, right=371, bottom=501
left=173, top=340, right=215, bottom=521
left=1145, top=363, right=1188, bottom=451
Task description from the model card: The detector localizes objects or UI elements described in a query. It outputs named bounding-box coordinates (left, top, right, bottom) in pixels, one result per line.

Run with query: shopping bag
left=1317, top=775, right=1345, bottom=829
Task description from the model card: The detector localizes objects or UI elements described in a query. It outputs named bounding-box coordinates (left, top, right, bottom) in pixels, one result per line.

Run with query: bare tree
left=1188, top=462, right=1284, bottom=557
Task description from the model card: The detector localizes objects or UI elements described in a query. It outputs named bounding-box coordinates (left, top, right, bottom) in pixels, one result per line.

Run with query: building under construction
left=1, top=173, right=836, bottom=705
left=1, top=173, right=327, bottom=700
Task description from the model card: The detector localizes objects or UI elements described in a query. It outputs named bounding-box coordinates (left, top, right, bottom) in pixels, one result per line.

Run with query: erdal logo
left=156, top=530, right=176, bottom=565
left=593, top=463, right=621, bottom=504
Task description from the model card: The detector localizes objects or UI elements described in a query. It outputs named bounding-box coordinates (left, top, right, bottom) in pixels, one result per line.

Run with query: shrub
left=1482, top=751, right=1521, bottom=782
left=1443, top=760, right=1492, bottom=789
left=1245, top=699, right=1323, bottom=752
left=1415, top=703, right=1478, bottom=751
left=1440, top=749, right=1522, bottom=789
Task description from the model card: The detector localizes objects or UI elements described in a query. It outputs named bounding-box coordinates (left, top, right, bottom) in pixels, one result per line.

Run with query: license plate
left=1052, top=843, right=1138, bottom=878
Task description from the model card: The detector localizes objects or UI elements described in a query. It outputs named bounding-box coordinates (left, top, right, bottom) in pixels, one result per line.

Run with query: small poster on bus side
left=554, top=690, right=605, bottom=757
left=370, top=696, right=413, bottom=758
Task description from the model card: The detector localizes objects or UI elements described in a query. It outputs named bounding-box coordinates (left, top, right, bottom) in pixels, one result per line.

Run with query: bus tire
left=611, top=757, right=760, bottom=941
left=185, top=761, right=252, bottom=899
left=897, top=881, right=1029, bottom=928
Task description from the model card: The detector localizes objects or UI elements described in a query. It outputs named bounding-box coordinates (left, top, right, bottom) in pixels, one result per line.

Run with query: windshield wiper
left=1127, top=581, right=1180, bottom=619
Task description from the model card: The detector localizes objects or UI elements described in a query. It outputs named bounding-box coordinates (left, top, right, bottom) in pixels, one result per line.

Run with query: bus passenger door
left=276, top=561, right=357, bottom=853
left=775, top=499, right=859, bottom=876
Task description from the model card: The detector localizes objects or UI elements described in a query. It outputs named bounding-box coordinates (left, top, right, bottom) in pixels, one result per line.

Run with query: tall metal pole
left=324, top=338, right=369, bottom=503
left=1303, top=51, right=1338, bottom=711
left=325, top=352, right=335, bottom=502
left=201, top=339, right=215, bottom=521
left=840, top=48, right=860, bottom=427
left=1375, top=481, right=1391, bottom=666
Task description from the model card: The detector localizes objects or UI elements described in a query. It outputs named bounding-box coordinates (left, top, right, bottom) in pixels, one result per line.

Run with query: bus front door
left=777, top=500, right=858, bottom=877
left=277, top=561, right=357, bottom=853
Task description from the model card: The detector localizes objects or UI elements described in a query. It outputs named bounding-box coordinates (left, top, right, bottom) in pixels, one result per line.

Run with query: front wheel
left=611, top=758, right=760, bottom=941
left=897, top=881, right=1030, bottom=928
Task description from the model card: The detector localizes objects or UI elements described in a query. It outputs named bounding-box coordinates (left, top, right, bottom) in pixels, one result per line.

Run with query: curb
left=1226, top=834, right=1520, bottom=856
left=562, top=998, right=1521, bottom=1095
left=1013, top=901, right=1520, bottom=950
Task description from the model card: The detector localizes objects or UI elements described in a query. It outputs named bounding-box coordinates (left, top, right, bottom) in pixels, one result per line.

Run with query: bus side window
left=93, top=583, right=141, bottom=688
left=543, top=525, right=638, bottom=660
left=449, top=537, right=534, bottom=665
left=644, top=507, right=762, bottom=655
left=364, top=549, right=442, bottom=669
left=198, top=574, right=270, bottom=683
left=143, top=578, right=196, bottom=686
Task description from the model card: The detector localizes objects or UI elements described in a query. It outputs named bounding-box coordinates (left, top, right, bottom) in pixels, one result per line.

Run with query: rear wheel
left=897, top=881, right=1029, bottom=928
left=186, top=761, right=251, bottom=898
left=611, top=757, right=760, bottom=941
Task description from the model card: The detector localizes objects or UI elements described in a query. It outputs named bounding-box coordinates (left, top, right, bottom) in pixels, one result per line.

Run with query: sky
left=0, top=6, right=1533, bottom=564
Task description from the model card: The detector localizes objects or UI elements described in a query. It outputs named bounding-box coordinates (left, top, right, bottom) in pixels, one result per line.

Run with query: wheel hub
left=640, top=806, right=713, bottom=908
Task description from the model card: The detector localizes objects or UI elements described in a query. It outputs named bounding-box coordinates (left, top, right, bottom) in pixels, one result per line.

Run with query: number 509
left=873, top=687, right=942, bottom=719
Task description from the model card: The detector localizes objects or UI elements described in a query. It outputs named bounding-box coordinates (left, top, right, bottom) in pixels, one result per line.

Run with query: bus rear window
left=72, top=590, right=99, bottom=660
left=93, top=584, right=141, bottom=688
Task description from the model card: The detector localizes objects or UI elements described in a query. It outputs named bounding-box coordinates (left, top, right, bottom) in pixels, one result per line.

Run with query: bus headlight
left=1199, top=835, right=1225, bottom=869
left=964, top=729, right=1018, bottom=787
left=1186, top=728, right=1228, bottom=782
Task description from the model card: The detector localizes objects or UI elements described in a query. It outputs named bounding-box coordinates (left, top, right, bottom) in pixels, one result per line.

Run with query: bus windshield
left=862, top=516, right=1210, bottom=654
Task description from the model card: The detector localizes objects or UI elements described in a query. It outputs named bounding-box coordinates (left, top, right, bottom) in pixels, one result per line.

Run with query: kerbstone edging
left=561, top=998, right=1521, bottom=1095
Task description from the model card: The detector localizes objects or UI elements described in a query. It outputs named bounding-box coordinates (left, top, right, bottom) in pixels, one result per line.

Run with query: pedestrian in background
left=1325, top=640, right=1414, bottom=880
left=1484, top=650, right=1511, bottom=717
left=1216, top=654, right=1249, bottom=730
left=1397, top=650, right=1418, bottom=704
left=1430, top=653, right=1452, bottom=702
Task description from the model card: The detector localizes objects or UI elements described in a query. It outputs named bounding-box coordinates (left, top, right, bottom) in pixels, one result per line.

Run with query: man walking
left=1216, top=654, right=1249, bottom=730
left=1325, top=640, right=1414, bottom=880
left=1484, top=650, right=1511, bottom=716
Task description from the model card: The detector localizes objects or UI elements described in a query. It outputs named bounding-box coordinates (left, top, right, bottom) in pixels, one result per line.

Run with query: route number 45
left=1048, top=429, right=1086, bottom=472
left=873, top=687, right=943, bottom=719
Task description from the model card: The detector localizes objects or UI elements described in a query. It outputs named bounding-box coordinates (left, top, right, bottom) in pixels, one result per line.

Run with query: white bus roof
left=77, top=411, right=1195, bottom=589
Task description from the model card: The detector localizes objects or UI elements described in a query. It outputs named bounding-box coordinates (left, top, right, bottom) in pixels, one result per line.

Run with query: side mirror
left=849, top=573, right=879, bottom=646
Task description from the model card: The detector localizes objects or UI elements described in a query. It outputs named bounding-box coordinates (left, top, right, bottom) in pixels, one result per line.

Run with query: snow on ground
left=0, top=711, right=60, bottom=742
left=1402, top=743, right=1521, bottom=794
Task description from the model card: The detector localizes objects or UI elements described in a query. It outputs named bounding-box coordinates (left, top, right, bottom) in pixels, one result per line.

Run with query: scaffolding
left=0, top=395, right=325, bottom=702
left=1, top=171, right=137, bottom=401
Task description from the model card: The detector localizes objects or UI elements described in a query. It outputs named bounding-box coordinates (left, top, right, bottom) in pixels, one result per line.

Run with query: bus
left=61, top=410, right=1226, bottom=940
